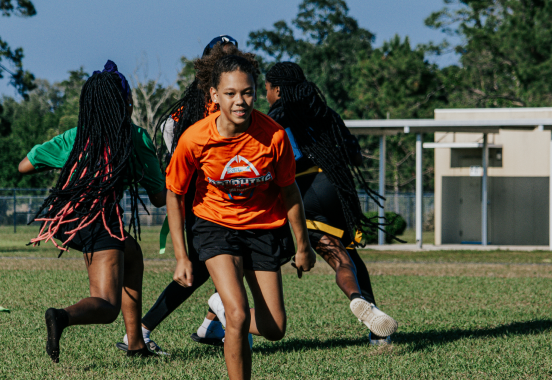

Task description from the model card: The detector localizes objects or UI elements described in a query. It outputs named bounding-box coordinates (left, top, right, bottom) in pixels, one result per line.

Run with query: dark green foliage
left=0, top=0, right=36, bottom=98
left=364, top=211, right=407, bottom=244
left=0, top=69, right=88, bottom=188
left=248, top=0, right=373, bottom=113
left=426, top=0, right=552, bottom=107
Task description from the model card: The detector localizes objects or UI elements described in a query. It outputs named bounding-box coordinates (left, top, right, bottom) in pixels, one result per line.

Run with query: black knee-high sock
left=348, top=249, right=377, bottom=305
left=45, top=308, right=69, bottom=363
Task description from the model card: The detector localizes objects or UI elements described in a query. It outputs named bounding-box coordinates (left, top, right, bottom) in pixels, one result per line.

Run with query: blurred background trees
left=4, top=0, right=552, bottom=191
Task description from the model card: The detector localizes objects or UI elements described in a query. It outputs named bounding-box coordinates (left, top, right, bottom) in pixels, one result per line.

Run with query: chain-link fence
left=0, top=189, right=167, bottom=232
left=1, top=188, right=434, bottom=231
left=358, top=191, right=435, bottom=230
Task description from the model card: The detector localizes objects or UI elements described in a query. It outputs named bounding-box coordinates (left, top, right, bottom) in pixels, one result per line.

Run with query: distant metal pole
left=378, top=135, right=386, bottom=245
left=550, top=131, right=552, bottom=250
left=13, top=189, right=16, bottom=233
left=416, top=133, right=423, bottom=249
left=482, top=133, right=489, bottom=246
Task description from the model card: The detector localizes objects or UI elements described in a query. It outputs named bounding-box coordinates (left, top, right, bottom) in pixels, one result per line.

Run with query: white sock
left=142, top=326, right=151, bottom=343
left=196, top=318, right=224, bottom=339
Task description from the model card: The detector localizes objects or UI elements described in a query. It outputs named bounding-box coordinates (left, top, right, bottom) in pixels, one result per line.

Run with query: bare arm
left=280, top=182, right=316, bottom=277
left=167, top=189, right=193, bottom=287
left=18, top=157, right=54, bottom=175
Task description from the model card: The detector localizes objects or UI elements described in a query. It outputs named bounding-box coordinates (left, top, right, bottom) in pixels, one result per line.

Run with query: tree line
left=2, top=0, right=552, bottom=193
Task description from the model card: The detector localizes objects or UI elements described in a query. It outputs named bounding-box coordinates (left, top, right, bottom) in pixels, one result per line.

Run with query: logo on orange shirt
left=207, top=155, right=273, bottom=200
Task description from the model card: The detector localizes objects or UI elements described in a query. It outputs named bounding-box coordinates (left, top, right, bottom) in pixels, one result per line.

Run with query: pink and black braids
left=30, top=71, right=146, bottom=251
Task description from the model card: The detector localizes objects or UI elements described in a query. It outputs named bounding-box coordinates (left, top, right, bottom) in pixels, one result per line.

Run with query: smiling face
left=210, top=70, right=256, bottom=129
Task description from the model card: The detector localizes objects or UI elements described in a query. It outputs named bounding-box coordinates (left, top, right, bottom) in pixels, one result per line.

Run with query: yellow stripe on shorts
left=306, top=219, right=344, bottom=238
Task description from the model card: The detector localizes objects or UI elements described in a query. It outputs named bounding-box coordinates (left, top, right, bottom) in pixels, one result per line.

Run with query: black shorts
left=54, top=216, right=126, bottom=254
left=192, top=217, right=294, bottom=272
left=296, top=171, right=352, bottom=247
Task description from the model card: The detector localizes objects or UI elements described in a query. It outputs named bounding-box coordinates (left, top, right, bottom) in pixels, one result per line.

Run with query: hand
left=291, top=247, right=316, bottom=279
left=173, top=259, right=194, bottom=287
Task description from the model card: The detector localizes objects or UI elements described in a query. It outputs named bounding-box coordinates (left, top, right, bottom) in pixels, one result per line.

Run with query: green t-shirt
left=27, top=124, right=166, bottom=195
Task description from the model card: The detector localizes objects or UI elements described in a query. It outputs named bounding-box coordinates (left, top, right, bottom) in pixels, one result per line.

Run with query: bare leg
left=46, top=248, right=147, bottom=362
left=65, top=249, right=124, bottom=324
left=244, top=270, right=286, bottom=341
left=315, top=234, right=361, bottom=299
left=121, top=236, right=147, bottom=350
left=206, top=255, right=251, bottom=380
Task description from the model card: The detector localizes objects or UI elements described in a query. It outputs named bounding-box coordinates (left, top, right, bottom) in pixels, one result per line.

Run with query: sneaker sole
left=190, top=333, right=224, bottom=346
left=116, top=342, right=128, bottom=352
left=350, top=299, right=398, bottom=337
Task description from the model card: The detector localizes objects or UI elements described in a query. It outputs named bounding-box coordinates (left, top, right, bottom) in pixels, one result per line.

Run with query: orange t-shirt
left=166, top=110, right=296, bottom=230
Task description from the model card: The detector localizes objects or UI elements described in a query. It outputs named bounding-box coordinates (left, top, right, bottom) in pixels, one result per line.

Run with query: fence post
left=13, top=189, right=16, bottom=233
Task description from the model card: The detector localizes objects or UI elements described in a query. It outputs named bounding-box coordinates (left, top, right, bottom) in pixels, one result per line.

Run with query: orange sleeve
left=273, top=128, right=296, bottom=187
left=165, top=135, right=197, bottom=195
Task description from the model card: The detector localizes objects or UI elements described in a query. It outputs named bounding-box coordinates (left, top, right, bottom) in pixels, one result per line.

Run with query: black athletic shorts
left=54, top=215, right=126, bottom=254
left=192, top=217, right=295, bottom=272
left=295, top=171, right=352, bottom=247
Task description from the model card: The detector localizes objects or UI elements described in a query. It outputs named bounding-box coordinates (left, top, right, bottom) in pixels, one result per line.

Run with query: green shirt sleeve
left=131, top=125, right=166, bottom=195
left=27, top=127, right=77, bottom=169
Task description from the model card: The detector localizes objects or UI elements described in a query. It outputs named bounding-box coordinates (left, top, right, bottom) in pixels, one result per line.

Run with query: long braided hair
left=266, top=62, right=385, bottom=244
left=154, top=43, right=259, bottom=161
left=30, top=70, right=145, bottom=251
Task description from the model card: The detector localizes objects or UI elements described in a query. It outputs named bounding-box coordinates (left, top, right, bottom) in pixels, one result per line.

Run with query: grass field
left=2, top=226, right=552, bottom=379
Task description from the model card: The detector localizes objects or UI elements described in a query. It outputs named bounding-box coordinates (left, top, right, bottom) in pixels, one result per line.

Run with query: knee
left=225, top=306, right=250, bottom=332
left=262, top=322, right=286, bottom=341
left=103, top=303, right=121, bottom=323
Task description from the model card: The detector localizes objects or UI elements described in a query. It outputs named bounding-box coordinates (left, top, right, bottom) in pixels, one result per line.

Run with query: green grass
left=392, top=228, right=435, bottom=245
left=2, top=226, right=552, bottom=378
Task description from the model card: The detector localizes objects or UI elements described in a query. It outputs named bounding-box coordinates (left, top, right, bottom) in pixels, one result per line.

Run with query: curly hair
left=194, top=43, right=259, bottom=105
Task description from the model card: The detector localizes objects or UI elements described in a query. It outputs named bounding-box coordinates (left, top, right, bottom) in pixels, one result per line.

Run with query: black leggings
left=141, top=189, right=215, bottom=331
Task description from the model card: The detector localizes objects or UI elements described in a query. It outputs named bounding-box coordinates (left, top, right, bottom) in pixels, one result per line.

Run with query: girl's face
left=265, top=81, right=280, bottom=107
left=210, top=70, right=256, bottom=126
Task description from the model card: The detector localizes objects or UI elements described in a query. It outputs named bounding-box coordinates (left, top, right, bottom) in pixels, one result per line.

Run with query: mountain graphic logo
left=221, top=155, right=259, bottom=179
left=207, top=155, right=272, bottom=200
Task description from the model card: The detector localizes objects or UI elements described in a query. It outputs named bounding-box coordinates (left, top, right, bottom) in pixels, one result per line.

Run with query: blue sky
left=0, top=0, right=460, bottom=97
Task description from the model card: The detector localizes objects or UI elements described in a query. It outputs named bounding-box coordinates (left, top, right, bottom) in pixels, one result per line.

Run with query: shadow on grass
left=394, top=319, right=552, bottom=351
left=110, top=319, right=552, bottom=364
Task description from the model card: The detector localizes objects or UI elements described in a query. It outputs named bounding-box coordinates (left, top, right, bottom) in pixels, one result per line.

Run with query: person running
left=116, top=37, right=250, bottom=354
left=18, top=61, right=166, bottom=362
left=264, top=62, right=398, bottom=344
left=166, top=54, right=316, bottom=380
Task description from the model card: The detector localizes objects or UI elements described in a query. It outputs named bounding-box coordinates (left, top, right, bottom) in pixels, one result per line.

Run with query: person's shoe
left=350, top=298, right=398, bottom=337
left=369, top=332, right=392, bottom=346
left=191, top=333, right=224, bottom=346
left=191, top=319, right=225, bottom=346
left=208, top=293, right=227, bottom=327
left=126, top=346, right=156, bottom=358
left=116, top=341, right=169, bottom=356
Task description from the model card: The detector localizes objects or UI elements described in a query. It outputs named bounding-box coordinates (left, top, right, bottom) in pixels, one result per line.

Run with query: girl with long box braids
left=18, top=61, right=166, bottom=362
left=165, top=54, right=316, bottom=380
left=265, top=62, right=398, bottom=344
left=115, top=38, right=254, bottom=355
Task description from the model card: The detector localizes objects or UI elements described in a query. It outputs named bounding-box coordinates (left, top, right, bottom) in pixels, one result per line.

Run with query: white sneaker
left=369, top=332, right=392, bottom=346
left=208, top=293, right=227, bottom=327
left=350, top=298, right=398, bottom=337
